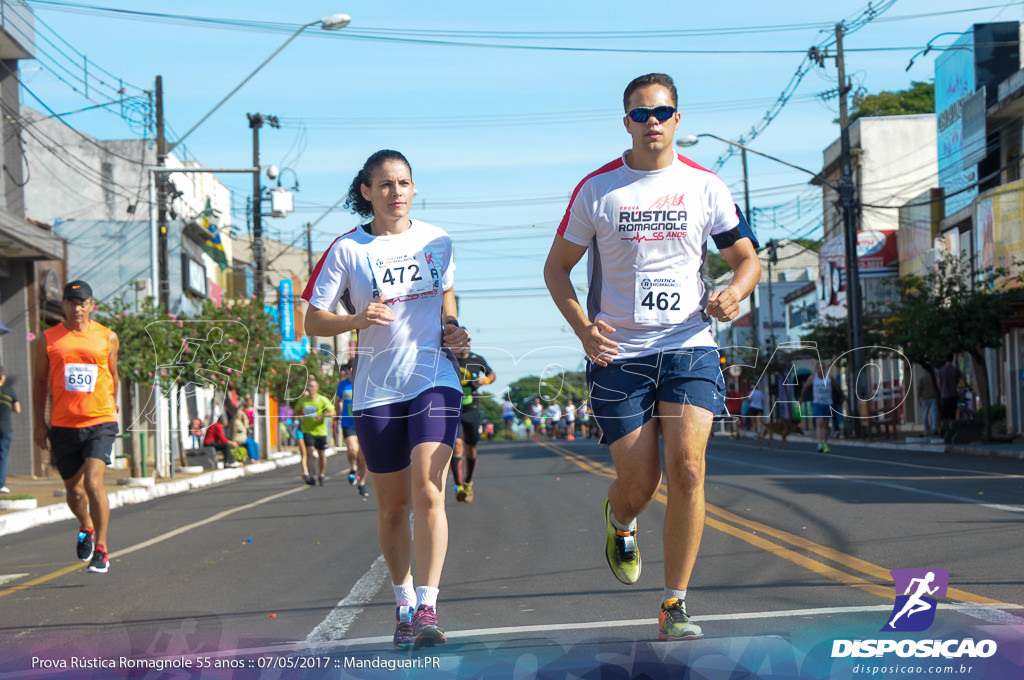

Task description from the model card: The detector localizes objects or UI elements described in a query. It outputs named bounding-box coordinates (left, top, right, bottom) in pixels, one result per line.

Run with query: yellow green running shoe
left=659, top=598, right=703, bottom=640
left=604, top=498, right=641, bottom=584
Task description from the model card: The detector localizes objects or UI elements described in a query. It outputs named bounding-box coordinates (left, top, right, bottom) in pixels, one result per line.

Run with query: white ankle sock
left=392, top=581, right=415, bottom=607
left=663, top=588, right=687, bottom=605
left=610, top=510, right=637, bottom=532
left=416, top=586, right=439, bottom=609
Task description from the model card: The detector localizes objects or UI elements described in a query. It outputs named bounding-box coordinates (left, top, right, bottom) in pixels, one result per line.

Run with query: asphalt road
left=0, top=436, right=1022, bottom=679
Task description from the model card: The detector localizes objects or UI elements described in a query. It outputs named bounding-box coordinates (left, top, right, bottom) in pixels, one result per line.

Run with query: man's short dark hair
left=623, top=73, right=678, bottom=112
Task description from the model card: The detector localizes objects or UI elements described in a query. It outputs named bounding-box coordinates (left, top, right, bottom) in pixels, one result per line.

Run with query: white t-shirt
left=530, top=403, right=543, bottom=420
left=812, top=375, right=834, bottom=406
left=302, top=219, right=460, bottom=410
left=558, top=152, right=740, bottom=359
left=547, top=403, right=562, bottom=421
left=502, top=400, right=514, bottom=417
left=565, top=404, right=576, bottom=422
left=749, top=388, right=765, bottom=410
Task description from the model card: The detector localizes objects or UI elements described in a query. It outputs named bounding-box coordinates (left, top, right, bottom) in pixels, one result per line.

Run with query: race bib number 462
left=64, top=363, right=98, bottom=393
left=634, top=267, right=699, bottom=325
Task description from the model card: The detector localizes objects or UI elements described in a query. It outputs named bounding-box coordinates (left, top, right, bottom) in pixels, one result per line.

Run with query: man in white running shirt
left=544, top=73, right=761, bottom=641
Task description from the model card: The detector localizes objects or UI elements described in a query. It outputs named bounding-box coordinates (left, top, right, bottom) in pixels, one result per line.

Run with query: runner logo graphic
left=882, top=568, right=948, bottom=632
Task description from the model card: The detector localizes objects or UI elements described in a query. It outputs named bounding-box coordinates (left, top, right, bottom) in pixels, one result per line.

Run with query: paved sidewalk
left=0, top=447, right=341, bottom=538
left=725, top=425, right=1024, bottom=460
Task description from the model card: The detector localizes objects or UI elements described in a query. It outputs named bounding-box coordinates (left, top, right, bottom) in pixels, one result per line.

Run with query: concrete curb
left=0, top=449, right=338, bottom=538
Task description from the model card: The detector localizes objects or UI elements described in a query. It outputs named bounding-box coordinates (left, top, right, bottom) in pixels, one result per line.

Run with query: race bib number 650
left=65, top=363, right=98, bottom=393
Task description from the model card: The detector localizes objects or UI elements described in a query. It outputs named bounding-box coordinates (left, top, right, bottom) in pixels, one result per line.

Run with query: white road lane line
left=325, top=602, right=1024, bottom=648
left=305, top=555, right=389, bottom=642
left=0, top=573, right=28, bottom=586
left=723, top=439, right=1022, bottom=479
left=714, top=455, right=1024, bottom=515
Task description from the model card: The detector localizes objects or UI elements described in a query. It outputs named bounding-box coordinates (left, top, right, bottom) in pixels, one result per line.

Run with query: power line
left=710, top=1, right=898, bottom=173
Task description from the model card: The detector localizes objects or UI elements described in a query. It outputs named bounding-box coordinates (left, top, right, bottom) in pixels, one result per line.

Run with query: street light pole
left=152, top=13, right=351, bottom=307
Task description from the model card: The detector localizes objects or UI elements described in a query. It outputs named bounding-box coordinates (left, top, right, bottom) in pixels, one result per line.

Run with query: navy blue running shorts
left=586, top=347, right=726, bottom=446
left=50, top=421, right=119, bottom=480
left=353, top=387, right=462, bottom=474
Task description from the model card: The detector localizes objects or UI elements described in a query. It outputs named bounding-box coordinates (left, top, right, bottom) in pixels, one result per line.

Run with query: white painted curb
left=0, top=449, right=336, bottom=538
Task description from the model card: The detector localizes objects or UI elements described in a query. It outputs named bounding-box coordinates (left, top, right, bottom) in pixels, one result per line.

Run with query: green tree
left=884, top=255, right=1023, bottom=441
left=848, top=81, right=934, bottom=123
left=506, top=371, right=588, bottom=419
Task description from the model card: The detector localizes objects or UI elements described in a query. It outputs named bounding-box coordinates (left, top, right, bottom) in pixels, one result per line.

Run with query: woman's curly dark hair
left=343, top=149, right=412, bottom=218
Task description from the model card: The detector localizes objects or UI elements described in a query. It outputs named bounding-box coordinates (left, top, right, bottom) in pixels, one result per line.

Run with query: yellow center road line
left=542, top=442, right=1010, bottom=607
left=0, top=485, right=308, bottom=601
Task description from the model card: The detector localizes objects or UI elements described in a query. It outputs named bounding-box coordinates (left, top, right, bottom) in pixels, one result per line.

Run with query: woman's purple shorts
left=353, top=387, right=462, bottom=474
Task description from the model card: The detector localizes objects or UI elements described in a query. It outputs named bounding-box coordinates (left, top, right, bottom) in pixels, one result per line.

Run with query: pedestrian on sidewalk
left=800, top=361, right=844, bottom=453
left=937, top=356, right=964, bottom=436
left=302, top=149, right=466, bottom=650
left=203, top=415, right=235, bottom=468
left=32, top=280, right=119, bottom=574
left=0, top=367, right=21, bottom=493
left=918, top=365, right=939, bottom=437
left=544, top=72, right=760, bottom=641
left=746, top=386, right=765, bottom=431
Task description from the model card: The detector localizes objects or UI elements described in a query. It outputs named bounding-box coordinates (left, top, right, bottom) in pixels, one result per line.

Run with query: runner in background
left=452, top=339, right=496, bottom=504
left=335, top=361, right=368, bottom=498
left=501, top=395, right=515, bottom=439
left=530, top=398, right=543, bottom=440
left=293, top=377, right=334, bottom=486
left=33, top=280, right=120, bottom=575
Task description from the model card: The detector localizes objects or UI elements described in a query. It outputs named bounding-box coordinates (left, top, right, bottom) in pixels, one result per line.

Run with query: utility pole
left=766, top=239, right=778, bottom=350
left=741, top=145, right=761, bottom=356
left=306, top=222, right=316, bottom=351
left=155, top=76, right=170, bottom=312
left=836, top=23, right=865, bottom=438
left=247, top=114, right=264, bottom=301
left=305, top=222, right=314, bottom=279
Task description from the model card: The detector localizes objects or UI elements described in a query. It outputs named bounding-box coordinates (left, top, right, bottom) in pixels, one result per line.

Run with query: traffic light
left=719, top=352, right=727, bottom=367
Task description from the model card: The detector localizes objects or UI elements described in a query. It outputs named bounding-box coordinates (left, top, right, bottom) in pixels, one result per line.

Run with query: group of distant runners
left=35, top=73, right=761, bottom=651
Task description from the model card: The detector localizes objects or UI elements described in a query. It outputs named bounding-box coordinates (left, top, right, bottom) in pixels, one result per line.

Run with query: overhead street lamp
left=167, top=14, right=351, bottom=154
left=677, top=133, right=829, bottom=354
left=154, top=13, right=352, bottom=309
left=679, top=131, right=865, bottom=437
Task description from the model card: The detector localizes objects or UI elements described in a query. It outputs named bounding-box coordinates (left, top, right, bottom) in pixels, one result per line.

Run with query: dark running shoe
left=87, top=546, right=109, bottom=574
left=318, top=475, right=325, bottom=486
left=304, top=475, right=315, bottom=486
left=77, top=528, right=95, bottom=562
left=393, top=605, right=414, bottom=650
left=358, top=484, right=369, bottom=499
left=658, top=598, right=703, bottom=640
left=412, top=605, right=446, bottom=649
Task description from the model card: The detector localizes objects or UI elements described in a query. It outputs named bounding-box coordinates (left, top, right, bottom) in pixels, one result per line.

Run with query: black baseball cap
left=63, top=280, right=93, bottom=301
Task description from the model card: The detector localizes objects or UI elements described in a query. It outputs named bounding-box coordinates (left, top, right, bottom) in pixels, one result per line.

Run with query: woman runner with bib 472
left=302, top=150, right=467, bottom=650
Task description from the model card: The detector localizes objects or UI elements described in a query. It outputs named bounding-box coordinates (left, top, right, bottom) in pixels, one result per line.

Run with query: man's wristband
left=445, top=319, right=460, bottom=328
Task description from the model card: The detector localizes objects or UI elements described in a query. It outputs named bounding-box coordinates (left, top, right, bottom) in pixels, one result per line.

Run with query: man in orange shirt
left=33, top=281, right=119, bottom=574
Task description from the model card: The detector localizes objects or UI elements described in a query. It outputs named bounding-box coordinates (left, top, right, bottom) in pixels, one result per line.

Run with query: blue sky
left=22, top=0, right=1024, bottom=400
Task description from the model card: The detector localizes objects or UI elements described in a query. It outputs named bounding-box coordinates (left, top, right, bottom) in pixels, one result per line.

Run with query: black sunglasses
left=627, top=105, right=677, bottom=123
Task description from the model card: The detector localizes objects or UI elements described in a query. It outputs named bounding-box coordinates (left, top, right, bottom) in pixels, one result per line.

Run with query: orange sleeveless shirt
left=45, top=320, right=117, bottom=428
